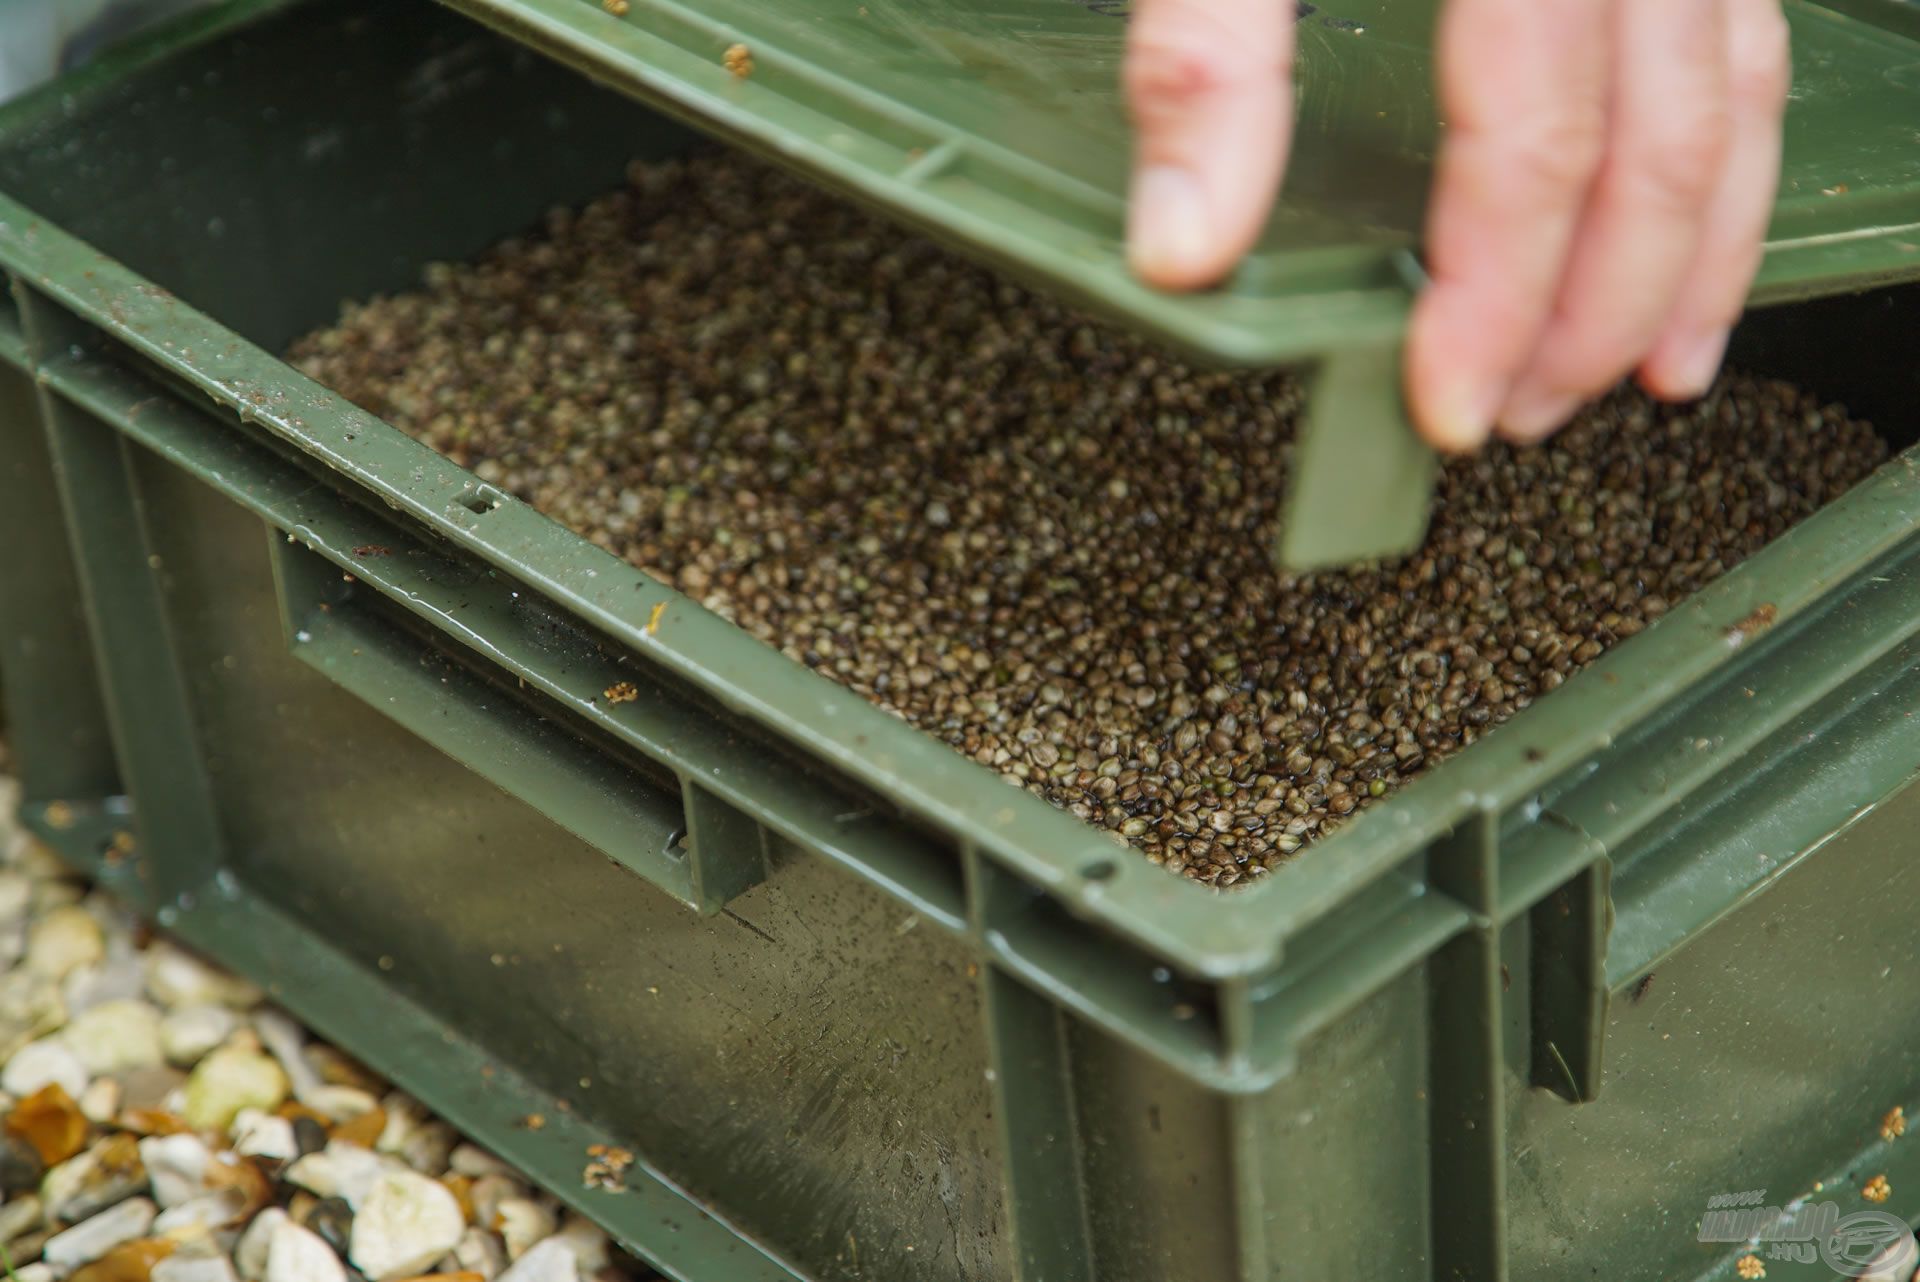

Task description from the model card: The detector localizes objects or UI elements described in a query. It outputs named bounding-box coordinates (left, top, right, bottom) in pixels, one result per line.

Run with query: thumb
left=1124, top=0, right=1295, bottom=290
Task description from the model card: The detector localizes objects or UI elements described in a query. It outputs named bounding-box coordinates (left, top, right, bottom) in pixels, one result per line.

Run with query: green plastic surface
left=442, top=0, right=1920, bottom=567
left=441, top=0, right=1920, bottom=361
left=3, top=5, right=1920, bottom=1280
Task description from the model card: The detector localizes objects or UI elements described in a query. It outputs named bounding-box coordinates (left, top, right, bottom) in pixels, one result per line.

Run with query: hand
left=1123, top=0, right=1792, bottom=450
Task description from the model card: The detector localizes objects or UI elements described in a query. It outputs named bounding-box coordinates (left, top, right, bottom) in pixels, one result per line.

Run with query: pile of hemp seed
left=288, top=152, right=1889, bottom=886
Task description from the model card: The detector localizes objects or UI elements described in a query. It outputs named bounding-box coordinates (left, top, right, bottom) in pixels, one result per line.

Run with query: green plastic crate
left=1, top=4, right=1919, bottom=1281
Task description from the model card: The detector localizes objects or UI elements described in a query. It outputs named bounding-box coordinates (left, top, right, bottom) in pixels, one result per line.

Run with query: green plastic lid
left=438, top=0, right=1920, bottom=565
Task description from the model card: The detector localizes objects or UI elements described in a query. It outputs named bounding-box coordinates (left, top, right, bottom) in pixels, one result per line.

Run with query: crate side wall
left=134, top=453, right=1011, bottom=1282
left=1243, top=964, right=1433, bottom=1277
left=1067, top=966, right=1433, bottom=1281
left=0, top=352, right=120, bottom=805
left=1069, top=1019, right=1242, bottom=1282
left=0, top=0, right=687, bottom=356
left=1506, top=767, right=1920, bottom=1282
left=1730, top=285, right=1920, bottom=450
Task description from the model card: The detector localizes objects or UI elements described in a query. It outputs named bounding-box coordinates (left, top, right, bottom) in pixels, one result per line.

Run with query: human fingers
left=1403, top=0, right=1612, bottom=451
left=1123, top=0, right=1294, bottom=289
left=1638, top=0, right=1791, bottom=398
left=1497, top=0, right=1733, bottom=442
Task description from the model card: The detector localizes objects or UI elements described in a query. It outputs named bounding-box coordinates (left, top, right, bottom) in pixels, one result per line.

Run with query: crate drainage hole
left=664, top=827, right=689, bottom=860
left=1080, top=859, right=1118, bottom=882
left=456, top=488, right=503, bottom=515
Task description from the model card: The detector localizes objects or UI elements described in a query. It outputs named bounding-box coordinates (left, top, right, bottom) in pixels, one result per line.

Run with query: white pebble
left=0, top=820, right=27, bottom=864
left=140, top=1133, right=212, bottom=1208
left=63, top=956, right=147, bottom=1017
left=374, top=1094, right=427, bottom=1154
left=181, top=1045, right=287, bottom=1132
left=251, top=1011, right=324, bottom=1106
left=25, top=907, right=104, bottom=980
left=0, top=970, right=64, bottom=1063
left=0, top=872, right=33, bottom=926
left=286, top=1141, right=390, bottom=1209
left=349, top=1172, right=465, bottom=1282
left=450, top=1229, right=505, bottom=1281
left=0, top=1195, right=42, bottom=1246
left=118, top=1064, right=185, bottom=1113
left=494, top=1238, right=578, bottom=1282
left=42, top=1138, right=150, bottom=1222
left=16, top=838, right=69, bottom=880
left=80, top=891, right=137, bottom=935
left=152, top=1187, right=246, bottom=1238
left=0, top=921, right=27, bottom=974
left=153, top=1253, right=240, bottom=1282
left=235, top=1208, right=288, bottom=1282
left=143, top=943, right=261, bottom=1011
left=160, top=1005, right=238, bottom=1069
left=31, top=879, right=83, bottom=915
left=76, top=1079, right=118, bottom=1126
left=552, top=1220, right=608, bottom=1275
left=493, top=1200, right=554, bottom=1262
left=65, top=999, right=164, bottom=1075
left=265, top=1222, right=345, bottom=1282
left=448, top=1146, right=513, bottom=1180
left=467, top=1176, right=526, bottom=1235
left=3, top=1038, right=87, bottom=1099
left=231, top=1110, right=298, bottom=1163
left=306, top=1085, right=377, bottom=1124
left=42, top=1197, right=156, bottom=1277
left=374, top=1096, right=453, bottom=1174
left=15, top=1264, right=54, bottom=1282
left=399, top=1124, right=456, bottom=1178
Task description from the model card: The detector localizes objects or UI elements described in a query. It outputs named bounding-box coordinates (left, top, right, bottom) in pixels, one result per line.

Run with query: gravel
left=0, top=769, right=663, bottom=1282
left=288, top=150, right=1889, bottom=885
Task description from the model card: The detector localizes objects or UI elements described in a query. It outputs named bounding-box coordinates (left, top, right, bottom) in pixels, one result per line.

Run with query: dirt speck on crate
left=1726, top=602, right=1779, bottom=646
left=582, top=1145, right=633, bottom=1192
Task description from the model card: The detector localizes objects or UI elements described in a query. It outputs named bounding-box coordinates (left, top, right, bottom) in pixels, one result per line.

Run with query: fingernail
left=1127, top=166, right=1213, bottom=284
left=1668, top=327, right=1731, bottom=398
left=1423, top=376, right=1506, bottom=452
left=1499, top=388, right=1583, bottom=443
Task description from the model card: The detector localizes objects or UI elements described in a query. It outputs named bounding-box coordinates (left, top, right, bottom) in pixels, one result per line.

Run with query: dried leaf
left=116, top=1110, right=191, bottom=1138
left=7, top=1084, right=89, bottom=1165
left=205, top=1153, right=273, bottom=1224
left=68, top=1239, right=174, bottom=1282
left=330, top=1107, right=387, bottom=1150
left=439, top=1174, right=475, bottom=1223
